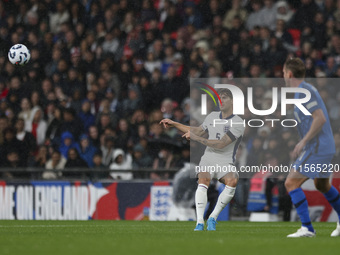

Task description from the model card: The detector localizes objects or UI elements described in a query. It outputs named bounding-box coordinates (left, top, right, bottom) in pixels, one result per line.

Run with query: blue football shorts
left=292, top=150, right=334, bottom=179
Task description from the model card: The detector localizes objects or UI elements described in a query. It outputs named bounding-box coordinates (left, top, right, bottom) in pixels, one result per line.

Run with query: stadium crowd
left=0, top=0, right=340, bottom=202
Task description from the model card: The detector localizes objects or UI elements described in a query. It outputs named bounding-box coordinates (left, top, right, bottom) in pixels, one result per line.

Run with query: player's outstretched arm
left=188, top=132, right=233, bottom=149
left=160, top=119, right=206, bottom=137
left=160, top=119, right=189, bottom=133
left=293, top=108, right=326, bottom=157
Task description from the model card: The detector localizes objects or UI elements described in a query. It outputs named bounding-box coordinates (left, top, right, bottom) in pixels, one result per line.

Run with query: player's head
left=217, top=88, right=233, bottom=112
left=283, top=58, right=305, bottom=86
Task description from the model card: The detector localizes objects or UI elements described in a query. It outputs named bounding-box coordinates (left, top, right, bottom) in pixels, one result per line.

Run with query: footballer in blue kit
left=292, top=81, right=336, bottom=179
left=283, top=58, right=340, bottom=237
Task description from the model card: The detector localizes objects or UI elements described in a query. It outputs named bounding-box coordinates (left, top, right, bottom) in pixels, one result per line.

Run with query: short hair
left=63, top=108, right=76, bottom=117
left=217, top=88, right=233, bottom=100
left=16, top=117, right=25, bottom=123
left=93, top=151, right=103, bottom=158
left=3, top=127, right=15, bottom=135
left=52, top=150, right=61, bottom=156
left=284, top=58, right=306, bottom=78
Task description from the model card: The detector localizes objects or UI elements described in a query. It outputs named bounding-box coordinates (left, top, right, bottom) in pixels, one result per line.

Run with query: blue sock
left=289, top=188, right=314, bottom=232
left=323, top=186, right=340, bottom=222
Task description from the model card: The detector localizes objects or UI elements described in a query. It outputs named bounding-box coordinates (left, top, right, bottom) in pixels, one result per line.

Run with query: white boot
left=331, top=222, right=340, bottom=237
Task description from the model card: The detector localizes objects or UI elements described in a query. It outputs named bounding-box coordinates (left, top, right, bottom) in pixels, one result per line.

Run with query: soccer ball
left=8, top=44, right=31, bottom=66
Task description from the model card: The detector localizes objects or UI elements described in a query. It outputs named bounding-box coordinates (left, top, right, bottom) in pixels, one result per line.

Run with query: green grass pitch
left=0, top=221, right=338, bottom=255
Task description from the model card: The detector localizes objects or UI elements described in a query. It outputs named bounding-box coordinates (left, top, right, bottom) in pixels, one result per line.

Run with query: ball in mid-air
left=8, top=44, right=31, bottom=66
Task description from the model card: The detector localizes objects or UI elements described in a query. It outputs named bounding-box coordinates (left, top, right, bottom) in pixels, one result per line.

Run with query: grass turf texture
left=0, top=221, right=338, bottom=255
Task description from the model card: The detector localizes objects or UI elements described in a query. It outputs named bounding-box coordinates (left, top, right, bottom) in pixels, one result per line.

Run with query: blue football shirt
left=293, top=81, right=335, bottom=155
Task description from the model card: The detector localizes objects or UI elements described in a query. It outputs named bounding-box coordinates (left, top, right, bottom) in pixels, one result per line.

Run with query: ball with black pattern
left=8, top=44, right=31, bottom=66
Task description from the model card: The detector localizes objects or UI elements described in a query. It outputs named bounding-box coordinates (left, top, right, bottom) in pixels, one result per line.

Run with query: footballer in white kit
left=160, top=88, right=245, bottom=231
left=200, top=112, right=244, bottom=180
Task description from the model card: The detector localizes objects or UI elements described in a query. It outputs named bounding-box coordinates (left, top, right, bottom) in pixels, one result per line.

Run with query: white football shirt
left=200, top=111, right=245, bottom=164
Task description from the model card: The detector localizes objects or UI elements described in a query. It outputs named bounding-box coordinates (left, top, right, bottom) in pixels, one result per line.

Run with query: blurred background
left=1, top=0, right=340, bottom=221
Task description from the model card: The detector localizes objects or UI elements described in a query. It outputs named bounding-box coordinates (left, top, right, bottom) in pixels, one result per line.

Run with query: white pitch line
left=0, top=225, right=106, bottom=227
left=0, top=224, right=149, bottom=228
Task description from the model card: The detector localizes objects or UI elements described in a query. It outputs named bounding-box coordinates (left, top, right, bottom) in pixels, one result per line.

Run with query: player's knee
left=284, top=178, right=296, bottom=192
left=225, top=177, right=238, bottom=187
left=198, top=178, right=211, bottom=186
left=220, top=172, right=239, bottom=187
left=314, top=179, right=330, bottom=193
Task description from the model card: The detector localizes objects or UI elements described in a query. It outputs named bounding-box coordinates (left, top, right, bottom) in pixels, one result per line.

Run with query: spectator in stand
left=49, top=1, right=70, bottom=34
left=109, top=148, right=133, bottom=180
left=91, top=152, right=109, bottom=180
left=116, top=118, right=132, bottom=151
left=30, top=145, right=49, bottom=168
left=259, top=0, right=277, bottom=31
left=44, top=150, right=66, bottom=180
left=325, top=56, right=338, bottom=77
left=18, top=98, right=32, bottom=128
left=2, top=149, right=23, bottom=178
left=274, top=19, right=294, bottom=51
left=66, top=67, right=86, bottom=98
left=97, top=113, right=114, bottom=137
left=60, top=108, right=83, bottom=140
left=223, top=0, right=247, bottom=30
left=160, top=98, right=174, bottom=119
left=141, top=0, right=157, bottom=23
left=151, top=146, right=174, bottom=180
left=102, top=29, right=120, bottom=55
left=78, top=99, right=96, bottom=133
left=183, top=2, right=203, bottom=29
left=26, top=107, right=47, bottom=146
left=121, top=85, right=142, bottom=118
left=7, top=76, right=30, bottom=114
left=265, top=36, right=287, bottom=69
left=290, top=0, right=320, bottom=30
left=173, top=107, right=189, bottom=126
left=0, top=79, right=8, bottom=101
left=163, top=2, right=183, bottom=33
left=0, top=127, right=27, bottom=167
left=59, top=131, right=76, bottom=159
left=46, top=107, right=63, bottom=145
left=132, top=144, right=153, bottom=178
left=0, top=115, right=9, bottom=145
left=139, top=75, right=156, bottom=113
left=65, top=147, right=88, bottom=171
left=96, top=98, right=118, bottom=130
left=144, top=52, right=162, bottom=77
left=314, top=12, right=327, bottom=50
left=131, top=123, right=148, bottom=145
left=276, top=1, right=293, bottom=24
left=0, top=0, right=339, bottom=187
left=130, top=109, right=147, bottom=135
left=75, top=134, right=97, bottom=168
left=4, top=107, right=16, bottom=127
left=85, top=90, right=100, bottom=115
left=174, top=145, right=190, bottom=168
left=88, top=125, right=101, bottom=148
left=101, top=135, right=115, bottom=167
left=15, top=118, right=37, bottom=161
left=201, top=0, right=225, bottom=25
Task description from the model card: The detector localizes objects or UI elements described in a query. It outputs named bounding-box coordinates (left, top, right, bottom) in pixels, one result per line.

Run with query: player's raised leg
left=285, top=170, right=315, bottom=238
left=207, top=171, right=238, bottom=231
left=194, top=172, right=211, bottom=231
left=314, top=178, right=340, bottom=237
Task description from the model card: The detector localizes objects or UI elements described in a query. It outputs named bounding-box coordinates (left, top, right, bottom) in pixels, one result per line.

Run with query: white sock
left=195, top=184, right=208, bottom=224
left=209, top=185, right=236, bottom=220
